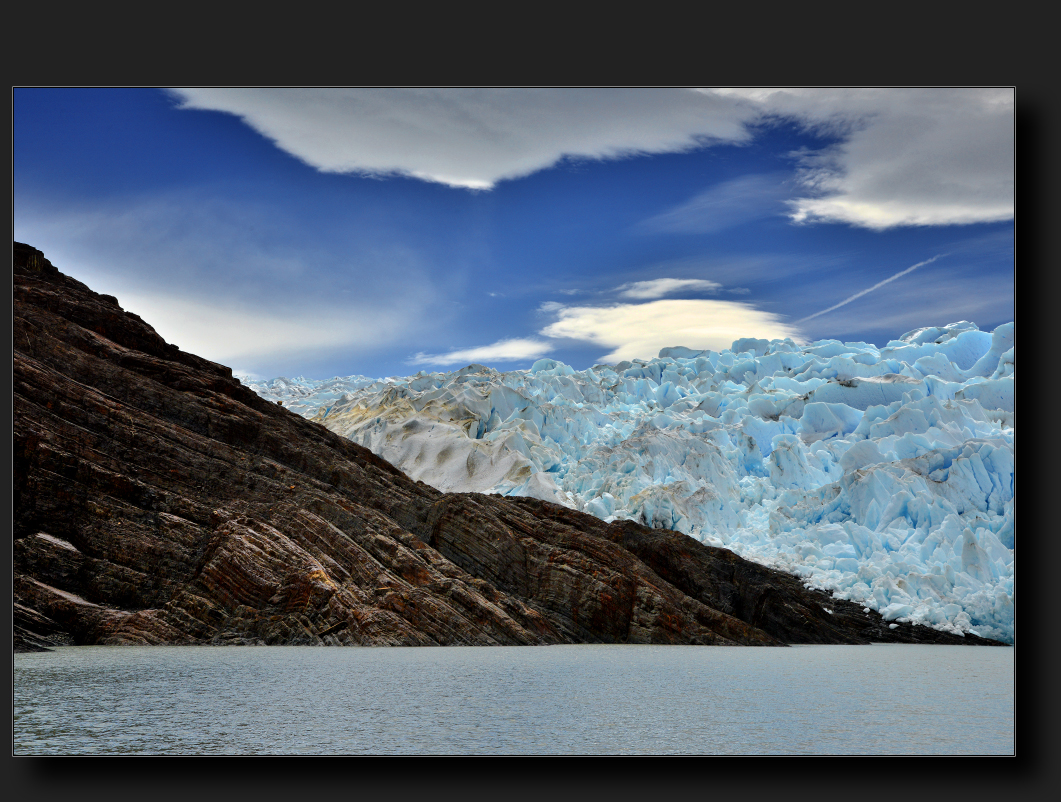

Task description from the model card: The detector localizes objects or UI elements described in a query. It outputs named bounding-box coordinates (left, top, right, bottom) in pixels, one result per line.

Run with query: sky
left=13, top=88, right=1014, bottom=381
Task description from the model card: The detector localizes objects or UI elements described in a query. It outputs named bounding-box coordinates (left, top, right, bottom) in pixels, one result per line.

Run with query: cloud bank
left=171, top=87, right=1013, bottom=230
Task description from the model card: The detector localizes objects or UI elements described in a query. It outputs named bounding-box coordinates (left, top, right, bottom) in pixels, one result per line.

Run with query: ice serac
left=17, top=242, right=1003, bottom=652
left=255, top=320, right=1015, bottom=644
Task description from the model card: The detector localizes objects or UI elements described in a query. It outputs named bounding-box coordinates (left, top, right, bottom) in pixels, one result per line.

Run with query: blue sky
left=13, top=88, right=1014, bottom=380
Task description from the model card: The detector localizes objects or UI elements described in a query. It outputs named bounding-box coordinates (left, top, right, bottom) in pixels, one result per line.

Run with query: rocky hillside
left=13, top=242, right=1004, bottom=650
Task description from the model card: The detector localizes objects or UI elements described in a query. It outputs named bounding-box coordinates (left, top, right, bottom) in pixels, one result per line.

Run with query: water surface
left=13, top=643, right=1013, bottom=755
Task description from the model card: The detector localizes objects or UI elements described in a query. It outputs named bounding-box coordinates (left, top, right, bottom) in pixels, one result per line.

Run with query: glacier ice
left=245, top=320, right=1015, bottom=644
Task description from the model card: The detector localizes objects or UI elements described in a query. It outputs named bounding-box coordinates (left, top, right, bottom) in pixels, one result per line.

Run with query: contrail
left=796, top=254, right=947, bottom=324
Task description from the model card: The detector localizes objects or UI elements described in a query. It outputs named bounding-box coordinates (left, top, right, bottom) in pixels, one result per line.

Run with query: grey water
left=13, top=643, right=1013, bottom=755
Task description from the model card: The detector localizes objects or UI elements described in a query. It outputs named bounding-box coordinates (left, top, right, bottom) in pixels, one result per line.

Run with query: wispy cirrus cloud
left=616, top=278, right=723, bottom=299
left=409, top=338, right=554, bottom=366
left=638, top=173, right=794, bottom=234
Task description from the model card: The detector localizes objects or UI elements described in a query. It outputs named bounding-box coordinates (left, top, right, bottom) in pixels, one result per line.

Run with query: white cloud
left=711, top=88, right=1013, bottom=229
left=170, top=87, right=1013, bottom=229
left=540, top=300, right=804, bottom=363
left=616, top=278, right=723, bottom=299
left=169, top=88, right=751, bottom=190
left=409, top=338, right=554, bottom=366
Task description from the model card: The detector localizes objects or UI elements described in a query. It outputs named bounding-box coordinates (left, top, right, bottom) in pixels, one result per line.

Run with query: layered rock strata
left=13, top=243, right=1004, bottom=650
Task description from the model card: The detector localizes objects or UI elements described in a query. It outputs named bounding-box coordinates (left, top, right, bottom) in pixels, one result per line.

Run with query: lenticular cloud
left=246, top=320, right=1015, bottom=643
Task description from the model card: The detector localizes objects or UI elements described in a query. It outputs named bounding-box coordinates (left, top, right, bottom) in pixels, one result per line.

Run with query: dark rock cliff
left=12, top=242, right=1004, bottom=650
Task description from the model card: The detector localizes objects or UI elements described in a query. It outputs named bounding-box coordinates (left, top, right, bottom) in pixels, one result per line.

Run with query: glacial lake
left=13, top=643, right=1013, bottom=755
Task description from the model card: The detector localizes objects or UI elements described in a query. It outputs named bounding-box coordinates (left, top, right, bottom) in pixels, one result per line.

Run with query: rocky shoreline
left=13, top=242, right=1006, bottom=650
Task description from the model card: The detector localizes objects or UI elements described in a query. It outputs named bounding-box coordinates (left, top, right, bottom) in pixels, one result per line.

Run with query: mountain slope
left=13, top=242, right=1004, bottom=650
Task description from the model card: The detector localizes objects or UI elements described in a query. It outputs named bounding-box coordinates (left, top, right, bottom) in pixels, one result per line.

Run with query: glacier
left=244, top=320, right=1015, bottom=644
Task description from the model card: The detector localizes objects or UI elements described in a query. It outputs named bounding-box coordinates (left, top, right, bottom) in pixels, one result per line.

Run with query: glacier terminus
left=246, top=320, right=1015, bottom=644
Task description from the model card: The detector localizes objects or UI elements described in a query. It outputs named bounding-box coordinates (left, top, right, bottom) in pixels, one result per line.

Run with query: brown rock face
left=12, top=242, right=1004, bottom=650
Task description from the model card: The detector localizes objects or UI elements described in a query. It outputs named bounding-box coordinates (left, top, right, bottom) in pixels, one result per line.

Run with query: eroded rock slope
left=13, top=243, right=1003, bottom=650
